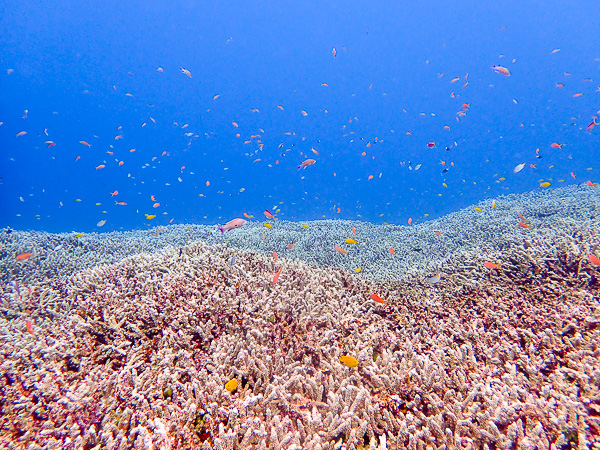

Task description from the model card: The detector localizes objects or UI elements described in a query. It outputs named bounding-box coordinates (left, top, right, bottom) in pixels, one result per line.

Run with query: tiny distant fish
left=483, top=261, right=500, bottom=269
left=230, top=256, right=236, bottom=265
left=334, top=246, right=347, bottom=254
left=273, top=267, right=283, bottom=285
left=180, top=67, right=192, bottom=78
left=53, top=244, right=63, bottom=251
left=97, top=220, right=106, bottom=227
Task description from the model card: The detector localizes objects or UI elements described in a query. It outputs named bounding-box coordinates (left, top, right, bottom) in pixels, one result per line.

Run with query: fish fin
left=219, top=227, right=225, bottom=234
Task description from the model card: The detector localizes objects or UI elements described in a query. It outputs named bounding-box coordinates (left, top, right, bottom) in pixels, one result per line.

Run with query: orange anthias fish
left=95, top=164, right=105, bottom=170
left=219, top=218, right=247, bottom=233
left=297, top=159, right=316, bottom=170
left=334, top=246, right=347, bottom=254
left=180, top=67, right=192, bottom=78
left=273, top=251, right=277, bottom=262
left=587, top=120, right=598, bottom=132
left=518, top=221, right=530, bottom=229
left=264, top=209, right=275, bottom=219
left=16, top=252, right=33, bottom=261
left=352, top=226, right=356, bottom=236
left=588, top=254, right=600, bottom=266
left=389, top=248, right=395, bottom=255
left=26, top=320, right=34, bottom=334
left=115, top=201, right=127, bottom=205
left=550, top=142, right=562, bottom=149
left=427, top=142, right=436, bottom=148
left=80, top=140, right=91, bottom=147
left=483, top=261, right=500, bottom=269
left=110, top=190, right=118, bottom=196
left=272, top=267, right=283, bottom=285
left=370, top=293, right=387, bottom=305
left=491, top=65, right=511, bottom=76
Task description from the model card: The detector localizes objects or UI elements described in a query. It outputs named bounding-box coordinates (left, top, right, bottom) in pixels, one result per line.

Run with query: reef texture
left=1, top=227, right=600, bottom=449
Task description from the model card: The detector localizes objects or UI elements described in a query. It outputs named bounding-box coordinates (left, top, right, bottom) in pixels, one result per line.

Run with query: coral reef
left=1, top=227, right=600, bottom=448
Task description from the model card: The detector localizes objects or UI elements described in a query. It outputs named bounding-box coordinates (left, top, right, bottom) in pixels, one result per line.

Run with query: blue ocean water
left=1, top=0, right=598, bottom=233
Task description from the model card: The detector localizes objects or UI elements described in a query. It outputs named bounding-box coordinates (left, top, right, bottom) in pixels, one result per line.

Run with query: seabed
left=1, top=185, right=599, bottom=449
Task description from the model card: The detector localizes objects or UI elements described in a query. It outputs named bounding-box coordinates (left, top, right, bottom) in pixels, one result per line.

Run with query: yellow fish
left=355, top=268, right=362, bottom=273
left=345, top=238, right=357, bottom=244
left=145, top=214, right=156, bottom=220
left=263, top=223, right=273, bottom=229
left=339, top=355, right=359, bottom=368
left=74, top=233, right=84, bottom=238
left=540, top=182, right=551, bottom=187
left=302, top=224, right=309, bottom=229
left=224, top=379, right=238, bottom=392
left=474, top=207, right=483, bottom=212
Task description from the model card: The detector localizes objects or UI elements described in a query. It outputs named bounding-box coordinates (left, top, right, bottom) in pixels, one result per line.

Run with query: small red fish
left=332, top=47, right=337, bottom=58
left=518, top=212, right=526, bottom=221
left=264, top=209, right=275, bottom=219
left=588, top=254, right=600, bottom=266
left=587, top=120, right=598, bottom=132
left=334, top=246, right=347, bottom=254
left=95, top=164, right=105, bottom=170
left=427, top=142, right=436, bottom=148
left=408, top=218, right=412, bottom=225
left=389, top=248, right=395, bottom=255
left=26, top=320, right=34, bottom=334
left=288, top=244, right=294, bottom=249
left=586, top=180, right=595, bottom=187
left=110, top=190, right=118, bottom=196
left=518, top=222, right=530, bottom=229
left=16, top=252, right=33, bottom=261
left=273, top=267, right=283, bottom=285
left=483, top=261, right=500, bottom=269
left=370, top=293, right=387, bottom=305
left=273, top=251, right=277, bottom=262
left=435, top=231, right=442, bottom=236
left=550, top=142, right=562, bottom=149
left=352, top=226, right=356, bottom=236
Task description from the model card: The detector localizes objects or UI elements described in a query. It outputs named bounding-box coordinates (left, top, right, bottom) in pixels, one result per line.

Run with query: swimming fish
left=345, top=238, right=357, bottom=244
left=518, top=222, right=530, bottom=228
left=426, top=275, right=441, bottom=284
left=550, top=143, right=562, bottom=149
left=491, top=65, right=510, bottom=76
left=588, top=254, right=600, bottom=266
left=355, top=268, right=362, bottom=273
left=16, top=131, right=27, bottom=137
left=389, top=248, right=395, bottom=255
left=273, top=251, right=277, bottom=262
left=352, top=226, right=356, bottom=236
left=263, top=223, right=273, bottom=229
left=540, top=182, right=551, bottom=187
left=370, top=293, right=387, bottom=305
left=334, top=246, right=347, bottom=254
left=16, top=252, right=33, bottom=261
left=483, top=261, right=500, bottom=269
left=219, top=218, right=247, bottom=233
left=224, top=379, right=238, bottom=392
left=26, top=320, right=34, bottom=334
left=338, top=355, right=358, bottom=368
left=145, top=214, right=156, bottom=220
left=273, top=267, right=283, bottom=285
left=97, top=220, right=106, bottom=227
left=513, top=163, right=525, bottom=173
left=297, top=159, right=316, bottom=170
left=264, top=209, right=275, bottom=219
left=302, top=224, right=309, bottom=229
left=180, top=67, right=192, bottom=78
